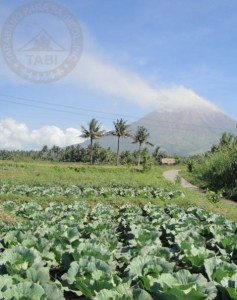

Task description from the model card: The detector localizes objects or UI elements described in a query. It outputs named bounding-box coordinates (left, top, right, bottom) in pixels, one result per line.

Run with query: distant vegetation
left=0, top=143, right=168, bottom=168
left=185, top=133, right=237, bottom=199
left=0, top=119, right=168, bottom=168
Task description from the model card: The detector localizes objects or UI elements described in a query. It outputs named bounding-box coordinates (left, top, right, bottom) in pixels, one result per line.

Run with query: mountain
left=130, top=108, right=237, bottom=155
left=80, top=99, right=237, bottom=156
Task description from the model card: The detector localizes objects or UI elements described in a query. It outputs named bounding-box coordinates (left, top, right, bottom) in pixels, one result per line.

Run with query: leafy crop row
left=0, top=184, right=184, bottom=200
left=0, top=201, right=237, bottom=299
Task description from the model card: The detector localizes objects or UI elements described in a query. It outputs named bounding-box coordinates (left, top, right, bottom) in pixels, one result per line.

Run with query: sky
left=0, top=0, right=237, bottom=150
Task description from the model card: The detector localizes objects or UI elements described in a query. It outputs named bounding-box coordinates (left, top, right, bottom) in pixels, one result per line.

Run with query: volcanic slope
left=80, top=93, right=237, bottom=156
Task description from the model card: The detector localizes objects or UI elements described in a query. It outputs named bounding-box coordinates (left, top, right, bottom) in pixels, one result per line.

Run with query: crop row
left=0, top=201, right=237, bottom=299
left=0, top=184, right=184, bottom=200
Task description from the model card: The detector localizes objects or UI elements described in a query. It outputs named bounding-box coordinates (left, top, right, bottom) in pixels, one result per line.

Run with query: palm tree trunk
left=116, top=136, right=120, bottom=166
left=90, top=137, right=93, bottom=165
left=137, top=143, right=142, bottom=166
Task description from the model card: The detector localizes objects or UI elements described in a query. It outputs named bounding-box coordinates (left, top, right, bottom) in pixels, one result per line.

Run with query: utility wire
left=0, top=98, right=117, bottom=121
left=0, top=94, right=133, bottom=119
left=0, top=93, right=236, bottom=132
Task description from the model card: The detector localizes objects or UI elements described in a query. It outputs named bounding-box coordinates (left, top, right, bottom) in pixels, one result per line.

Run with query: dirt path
left=163, top=169, right=203, bottom=192
left=163, top=169, right=237, bottom=207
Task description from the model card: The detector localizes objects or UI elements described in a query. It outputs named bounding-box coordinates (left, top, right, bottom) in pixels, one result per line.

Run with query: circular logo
left=1, top=0, right=83, bottom=83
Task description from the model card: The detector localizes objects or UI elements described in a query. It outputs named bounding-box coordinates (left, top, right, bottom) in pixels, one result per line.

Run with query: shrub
left=206, top=190, right=221, bottom=203
left=187, top=160, right=194, bottom=172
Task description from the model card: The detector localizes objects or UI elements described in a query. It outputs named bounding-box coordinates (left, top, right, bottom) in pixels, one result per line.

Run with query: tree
left=211, top=132, right=237, bottom=153
left=80, top=119, right=105, bottom=164
left=132, top=126, right=153, bottom=166
left=219, top=132, right=236, bottom=148
left=152, top=146, right=166, bottom=164
left=153, top=146, right=160, bottom=159
left=39, top=145, right=49, bottom=160
left=112, top=118, right=130, bottom=166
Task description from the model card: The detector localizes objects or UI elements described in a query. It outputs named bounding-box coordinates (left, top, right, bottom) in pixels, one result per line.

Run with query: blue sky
left=0, top=0, right=237, bottom=149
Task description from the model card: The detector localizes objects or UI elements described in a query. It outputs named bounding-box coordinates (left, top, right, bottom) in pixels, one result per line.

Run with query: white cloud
left=0, top=118, right=84, bottom=150
left=76, top=54, right=158, bottom=107
left=155, top=86, right=220, bottom=112
left=72, top=54, right=220, bottom=112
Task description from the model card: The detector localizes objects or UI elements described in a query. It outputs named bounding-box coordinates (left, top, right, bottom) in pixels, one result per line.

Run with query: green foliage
left=152, top=146, right=167, bottom=165
left=188, top=133, right=237, bottom=199
left=80, top=118, right=105, bottom=141
left=0, top=184, right=183, bottom=201
left=0, top=144, right=117, bottom=164
left=206, top=191, right=221, bottom=204
left=133, top=126, right=153, bottom=166
left=80, top=119, right=105, bottom=165
left=112, top=119, right=131, bottom=166
left=0, top=202, right=237, bottom=299
left=1, top=161, right=237, bottom=221
left=175, top=175, right=181, bottom=184
left=141, top=156, right=152, bottom=172
left=149, top=270, right=217, bottom=300
left=187, top=160, right=194, bottom=172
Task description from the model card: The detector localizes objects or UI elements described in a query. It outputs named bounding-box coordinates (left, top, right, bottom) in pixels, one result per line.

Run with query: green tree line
left=0, top=118, right=167, bottom=167
left=187, top=132, right=237, bottom=199
left=0, top=143, right=166, bottom=166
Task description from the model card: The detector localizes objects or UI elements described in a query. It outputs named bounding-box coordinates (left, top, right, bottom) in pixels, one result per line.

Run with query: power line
left=0, top=94, right=134, bottom=119
left=0, top=98, right=117, bottom=121
left=0, top=93, right=236, bottom=132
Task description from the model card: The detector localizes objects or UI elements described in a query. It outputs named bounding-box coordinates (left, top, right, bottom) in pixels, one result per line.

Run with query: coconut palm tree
left=111, top=118, right=130, bottom=166
left=133, top=126, right=153, bottom=166
left=80, top=118, right=105, bottom=164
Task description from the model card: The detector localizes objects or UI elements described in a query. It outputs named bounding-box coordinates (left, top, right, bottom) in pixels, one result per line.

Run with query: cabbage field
left=0, top=184, right=184, bottom=200
left=0, top=200, right=237, bottom=299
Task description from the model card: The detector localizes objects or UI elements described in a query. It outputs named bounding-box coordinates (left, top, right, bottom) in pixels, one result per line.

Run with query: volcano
left=80, top=89, right=237, bottom=156
left=129, top=107, right=237, bottom=155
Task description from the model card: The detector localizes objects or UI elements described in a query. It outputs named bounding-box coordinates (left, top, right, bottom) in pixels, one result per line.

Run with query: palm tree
left=112, top=118, right=130, bottom=166
left=133, top=126, right=153, bottom=166
left=80, top=118, right=105, bottom=164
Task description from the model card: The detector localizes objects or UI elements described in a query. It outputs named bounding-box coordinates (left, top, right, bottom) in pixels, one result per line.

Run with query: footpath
left=163, top=169, right=237, bottom=207
left=163, top=169, right=202, bottom=192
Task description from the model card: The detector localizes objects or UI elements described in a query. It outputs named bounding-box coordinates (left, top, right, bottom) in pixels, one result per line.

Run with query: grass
left=0, top=160, right=173, bottom=187
left=179, top=166, right=237, bottom=220
left=0, top=160, right=237, bottom=221
left=179, top=167, right=206, bottom=188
